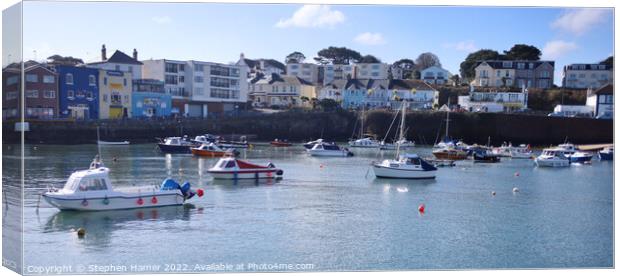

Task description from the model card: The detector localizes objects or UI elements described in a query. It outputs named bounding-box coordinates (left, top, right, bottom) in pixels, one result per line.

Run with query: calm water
left=2, top=143, right=614, bottom=272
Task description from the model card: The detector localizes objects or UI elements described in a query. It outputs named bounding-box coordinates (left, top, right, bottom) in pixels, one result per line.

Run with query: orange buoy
left=418, top=204, right=425, bottom=213
left=137, top=198, right=144, bottom=205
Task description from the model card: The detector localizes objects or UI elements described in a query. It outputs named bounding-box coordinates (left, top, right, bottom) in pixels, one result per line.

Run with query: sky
left=17, top=1, right=615, bottom=85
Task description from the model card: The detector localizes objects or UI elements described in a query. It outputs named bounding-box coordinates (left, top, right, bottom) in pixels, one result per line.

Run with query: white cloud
left=441, top=40, right=478, bottom=52
left=550, top=9, right=609, bottom=36
left=151, top=16, right=172, bottom=24
left=542, top=40, right=578, bottom=59
left=354, top=32, right=386, bottom=45
left=275, top=5, right=345, bottom=28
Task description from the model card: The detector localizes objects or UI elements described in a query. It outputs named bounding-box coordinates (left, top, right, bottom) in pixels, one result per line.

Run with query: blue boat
left=599, top=146, right=613, bottom=161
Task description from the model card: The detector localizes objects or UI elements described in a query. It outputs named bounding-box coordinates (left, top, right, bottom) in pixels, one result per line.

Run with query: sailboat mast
left=395, top=102, right=406, bottom=159
left=360, top=106, right=365, bottom=138
left=445, top=110, right=450, bottom=139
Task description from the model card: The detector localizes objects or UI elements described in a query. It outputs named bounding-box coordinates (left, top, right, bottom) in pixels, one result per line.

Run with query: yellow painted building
left=99, top=70, right=132, bottom=119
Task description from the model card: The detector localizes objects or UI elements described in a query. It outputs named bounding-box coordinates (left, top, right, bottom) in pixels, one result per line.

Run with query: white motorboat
left=207, top=156, right=283, bottom=180
left=491, top=143, right=513, bottom=157
left=372, top=102, right=437, bottom=179
left=303, top=139, right=325, bottom=150
left=348, top=137, right=380, bottom=148
left=534, top=148, right=570, bottom=167
left=380, top=139, right=415, bottom=150
left=43, top=156, right=202, bottom=211
left=556, top=142, right=593, bottom=163
left=510, top=144, right=533, bottom=159
left=308, top=143, right=354, bottom=157
left=97, top=140, right=130, bottom=145
left=599, top=146, right=613, bottom=160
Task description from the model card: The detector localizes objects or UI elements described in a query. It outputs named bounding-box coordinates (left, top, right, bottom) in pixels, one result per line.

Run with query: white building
left=286, top=63, right=319, bottom=84
left=86, top=45, right=142, bottom=79
left=142, top=59, right=247, bottom=117
left=458, top=86, right=528, bottom=113
left=562, top=63, right=613, bottom=89
left=420, top=66, right=452, bottom=85
left=236, top=53, right=285, bottom=79
left=552, top=105, right=594, bottom=117
left=586, top=84, right=613, bottom=119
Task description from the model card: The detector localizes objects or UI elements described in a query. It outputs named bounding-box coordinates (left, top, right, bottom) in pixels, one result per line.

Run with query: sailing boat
left=372, top=102, right=437, bottom=179
left=348, top=104, right=380, bottom=148
left=432, top=110, right=467, bottom=160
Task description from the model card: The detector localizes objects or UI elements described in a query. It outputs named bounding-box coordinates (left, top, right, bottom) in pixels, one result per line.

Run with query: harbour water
left=3, top=143, right=613, bottom=272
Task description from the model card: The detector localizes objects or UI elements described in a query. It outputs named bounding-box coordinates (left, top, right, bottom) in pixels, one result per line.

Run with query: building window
left=124, top=95, right=129, bottom=102
left=89, top=75, right=96, bottom=86
left=123, top=78, right=127, bottom=86
left=43, top=75, right=55, bottom=83
left=104, top=77, right=108, bottom=85
left=115, top=65, right=121, bottom=71
left=540, top=71, right=550, bottom=78
left=26, top=74, right=38, bottom=83
left=86, top=91, right=94, bottom=100
left=26, top=90, right=39, bottom=98
left=76, top=90, right=85, bottom=98
left=6, top=75, right=19, bottom=85
left=43, top=90, right=56, bottom=98
left=194, top=76, right=204, bottom=83
left=496, top=71, right=501, bottom=77
left=194, top=87, right=204, bottom=95
left=128, top=66, right=133, bottom=73
left=67, top=90, right=75, bottom=99
left=517, top=63, right=525, bottom=69
left=111, top=94, right=121, bottom=105
left=165, top=63, right=178, bottom=73
left=502, top=61, right=513, bottom=68
left=195, top=64, right=204, bottom=72
left=103, top=94, right=108, bottom=103
left=6, top=91, right=18, bottom=100
left=179, top=76, right=184, bottom=83
left=178, top=64, right=185, bottom=71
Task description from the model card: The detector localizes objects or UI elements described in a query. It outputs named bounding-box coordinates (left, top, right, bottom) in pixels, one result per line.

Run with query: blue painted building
left=132, top=79, right=172, bottom=117
left=55, top=65, right=99, bottom=119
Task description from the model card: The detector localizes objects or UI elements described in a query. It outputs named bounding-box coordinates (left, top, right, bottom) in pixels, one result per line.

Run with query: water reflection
left=43, top=205, right=196, bottom=246
left=209, top=178, right=280, bottom=189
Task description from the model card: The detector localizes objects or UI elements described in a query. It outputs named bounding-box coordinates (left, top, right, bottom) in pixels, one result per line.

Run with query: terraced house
left=2, top=61, right=58, bottom=119
left=249, top=73, right=316, bottom=108
left=562, top=63, right=613, bottom=89
left=473, top=60, right=554, bottom=89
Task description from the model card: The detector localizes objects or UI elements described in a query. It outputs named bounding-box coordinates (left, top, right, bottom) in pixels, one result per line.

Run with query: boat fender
left=81, top=199, right=89, bottom=207
left=276, top=170, right=284, bottom=176
left=418, top=204, right=425, bottom=213
left=102, top=196, right=110, bottom=205
left=151, top=196, right=158, bottom=204
left=137, top=198, right=144, bottom=205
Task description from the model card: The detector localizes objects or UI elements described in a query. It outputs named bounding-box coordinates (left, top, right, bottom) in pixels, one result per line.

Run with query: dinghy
left=308, top=143, right=353, bottom=157
left=43, top=156, right=202, bottom=211
left=191, top=143, right=237, bottom=158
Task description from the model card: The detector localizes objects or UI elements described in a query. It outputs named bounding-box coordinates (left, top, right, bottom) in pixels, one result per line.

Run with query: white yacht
left=308, top=143, right=354, bottom=157
left=534, top=148, right=570, bottom=167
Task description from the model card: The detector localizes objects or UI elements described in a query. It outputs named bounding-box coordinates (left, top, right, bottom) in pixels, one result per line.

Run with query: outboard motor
left=267, top=162, right=275, bottom=168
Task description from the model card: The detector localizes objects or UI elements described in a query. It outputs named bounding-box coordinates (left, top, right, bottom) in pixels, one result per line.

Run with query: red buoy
left=151, top=196, right=158, bottom=204
left=137, top=198, right=144, bottom=205
left=197, top=189, right=204, bottom=197
left=418, top=204, right=425, bottom=213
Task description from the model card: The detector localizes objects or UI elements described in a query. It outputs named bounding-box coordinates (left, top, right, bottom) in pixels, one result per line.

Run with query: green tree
left=285, top=51, right=306, bottom=64
left=450, top=74, right=461, bottom=85
left=415, top=52, right=441, bottom=70
left=359, top=54, right=381, bottom=63
left=459, top=49, right=501, bottom=81
left=392, top=59, right=415, bottom=79
left=600, top=56, right=613, bottom=68
left=503, top=44, right=541, bottom=60
left=316, top=46, right=363, bottom=65
left=47, top=55, right=84, bottom=66
left=318, top=98, right=340, bottom=111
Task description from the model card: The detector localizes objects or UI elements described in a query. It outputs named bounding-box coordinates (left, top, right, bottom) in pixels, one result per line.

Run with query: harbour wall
left=2, top=110, right=613, bottom=146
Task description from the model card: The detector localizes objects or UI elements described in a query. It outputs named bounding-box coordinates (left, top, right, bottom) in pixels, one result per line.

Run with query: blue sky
left=20, top=2, right=614, bottom=84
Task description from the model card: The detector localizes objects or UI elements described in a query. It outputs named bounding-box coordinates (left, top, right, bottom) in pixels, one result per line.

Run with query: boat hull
left=207, top=169, right=280, bottom=180
left=534, top=158, right=570, bottom=167
left=43, top=192, right=185, bottom=211
left=270, top=142, right=292, bottom=147
left=191, top=148, right=228, bottom=157
left=372, top=165, right=436, bottom=179
left=98, top=141, right=130, bottom=145
left=599, top=151, right=613, bottom=161
left=569, top=155, right=593, bottom=163
left=432, top=151, right=468, bottom=160
left=158, top=144, right=191, bottom=153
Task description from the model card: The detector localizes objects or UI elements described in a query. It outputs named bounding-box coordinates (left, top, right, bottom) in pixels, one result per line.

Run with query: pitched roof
left=252, top=73, right=314, bottom=86
left=594, top=84, right=613, bottom=95
left=89, top=50, right=142, bottom=65
left=564, top=64, right=612, bottom=71
left=475, top=60, right=555, bottom=70
left=239, top=58, right=285, bottom=72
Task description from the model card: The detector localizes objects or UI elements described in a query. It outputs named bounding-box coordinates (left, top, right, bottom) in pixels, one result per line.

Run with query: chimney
left=101, top=44, right=107, bottom=61
left=240, top=52, right=245, bottom=60
left=133, top=48, right=138, bottom=60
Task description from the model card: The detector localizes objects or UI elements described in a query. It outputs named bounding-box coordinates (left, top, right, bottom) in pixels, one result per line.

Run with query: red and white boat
left=270, top=139, right=293, bottom=147
left=207, top=157, right=284, bottom=180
